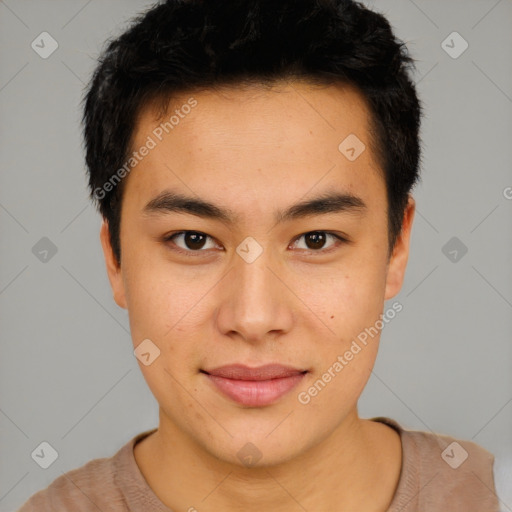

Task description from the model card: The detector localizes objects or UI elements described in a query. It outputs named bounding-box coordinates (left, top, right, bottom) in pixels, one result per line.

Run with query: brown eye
left=291, top=231, right=346, bottom=252
left=182, top=232, right=207, bottom=250
left=165, top=231, right=219, bottom=253
left=304, top=232, right=327, bottom=250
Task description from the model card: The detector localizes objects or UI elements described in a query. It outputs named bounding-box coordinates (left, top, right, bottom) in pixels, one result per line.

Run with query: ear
left=384, top=195, right=416, bottom=300
left=99, top=220, right=127, bottom=309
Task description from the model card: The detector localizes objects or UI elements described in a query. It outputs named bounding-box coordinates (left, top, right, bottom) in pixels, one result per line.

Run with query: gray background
left=0, top=0, right=511, bottom=510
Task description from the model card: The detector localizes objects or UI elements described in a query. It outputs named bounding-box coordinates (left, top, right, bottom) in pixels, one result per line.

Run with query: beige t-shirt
left=18, top=417, right=500, bottom=511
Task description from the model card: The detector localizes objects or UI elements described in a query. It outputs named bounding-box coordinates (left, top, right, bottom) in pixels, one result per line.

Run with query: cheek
left=301, top=347, right=378, bottom=425
left=297, top=255, right=388, bottom=343
left=297, top=269, right=386, bottom=412
left=121, top=248, right=210, bottom=343
left=314, top=254, right=388, bottom=399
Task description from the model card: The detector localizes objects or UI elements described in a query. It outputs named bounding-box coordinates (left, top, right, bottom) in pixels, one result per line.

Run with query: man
left=19, top=0, right=499, bottom=510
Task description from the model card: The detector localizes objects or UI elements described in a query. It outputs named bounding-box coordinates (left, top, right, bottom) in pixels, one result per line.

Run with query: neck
left=134, top=407, right=402, bottom=512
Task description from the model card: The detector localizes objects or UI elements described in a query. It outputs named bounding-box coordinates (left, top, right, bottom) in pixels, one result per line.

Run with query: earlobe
left=99, top=220, right=127, bottom=309
left=384, top=196, right=416, bottom=300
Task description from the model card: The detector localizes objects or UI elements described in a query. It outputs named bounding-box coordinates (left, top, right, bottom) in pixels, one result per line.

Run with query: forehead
left=124, top=80, right=384, bottom=214
left=135, top=80, right=374, bottom=148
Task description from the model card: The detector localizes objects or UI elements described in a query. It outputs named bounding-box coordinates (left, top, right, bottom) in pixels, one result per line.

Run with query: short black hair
left=82, top=0, right=422, bottom=266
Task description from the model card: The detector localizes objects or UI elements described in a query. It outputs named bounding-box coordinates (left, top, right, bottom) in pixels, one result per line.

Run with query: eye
left=163, top=230, right=348, bottom=257
left=290, top=231, right=346, bottom=252
left=164, top=231, right=220, bottom=254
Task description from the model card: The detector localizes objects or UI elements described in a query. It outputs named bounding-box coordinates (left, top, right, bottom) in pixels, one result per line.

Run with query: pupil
left=306, top=232, right=325, bottom=250
left=186, top=232, right=206, bottom=250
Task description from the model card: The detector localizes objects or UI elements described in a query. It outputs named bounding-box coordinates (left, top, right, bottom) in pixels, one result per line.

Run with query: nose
left=215, top=245, right=294, bottom=345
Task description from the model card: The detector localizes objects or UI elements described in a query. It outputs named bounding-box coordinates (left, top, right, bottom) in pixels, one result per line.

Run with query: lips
left=202, top=364, right=307, bottom=407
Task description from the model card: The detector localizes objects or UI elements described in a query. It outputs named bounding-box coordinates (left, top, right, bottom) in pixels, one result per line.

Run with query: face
left=100, top=81, right=414, bottom=467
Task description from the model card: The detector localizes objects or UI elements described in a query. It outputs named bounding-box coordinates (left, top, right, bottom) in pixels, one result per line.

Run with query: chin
left=208, top=435, right=308, bottom=469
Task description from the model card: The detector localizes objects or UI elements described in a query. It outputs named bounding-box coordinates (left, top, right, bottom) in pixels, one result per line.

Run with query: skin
left=100, top=80, right=415, bottom=511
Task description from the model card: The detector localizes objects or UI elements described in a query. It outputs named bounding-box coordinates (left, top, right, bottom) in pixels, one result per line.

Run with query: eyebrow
left=142, top=189, right=366, bottom=225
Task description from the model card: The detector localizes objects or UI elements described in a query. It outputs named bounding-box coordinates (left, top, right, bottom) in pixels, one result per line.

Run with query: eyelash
left=162, top=230, right=348, bottom=257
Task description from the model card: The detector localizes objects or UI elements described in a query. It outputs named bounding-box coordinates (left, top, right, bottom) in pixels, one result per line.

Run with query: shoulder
left=372, top=417, right=500, bottom=512
left=17, top=433, right=144, bottom=512
left=18, top=456, right=119, bottom=512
